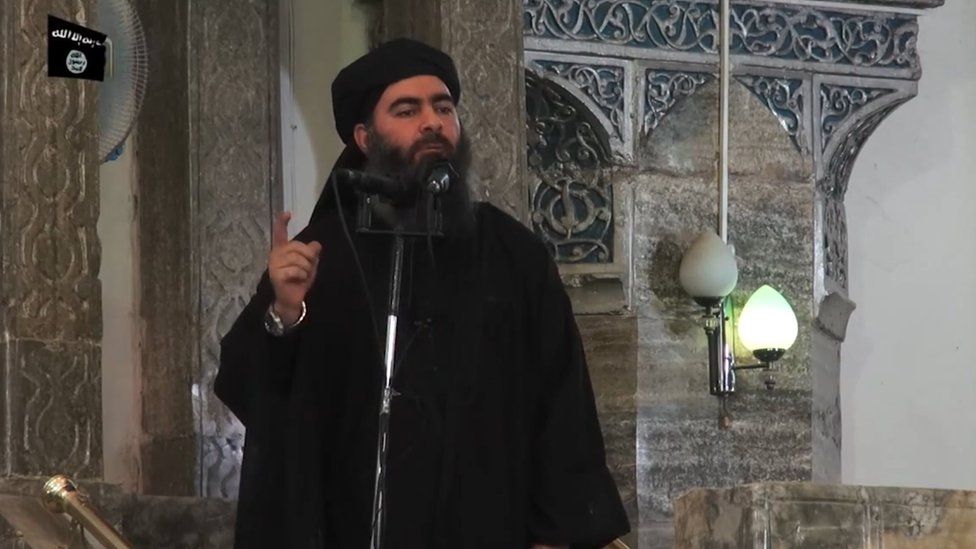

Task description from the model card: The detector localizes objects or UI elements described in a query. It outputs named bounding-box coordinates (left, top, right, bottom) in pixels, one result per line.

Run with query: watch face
left=264, top=308, right=285, bottom=336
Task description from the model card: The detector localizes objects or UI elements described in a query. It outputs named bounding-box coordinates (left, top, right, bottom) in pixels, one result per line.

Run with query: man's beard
left=363, top=126, right=475, bottom=238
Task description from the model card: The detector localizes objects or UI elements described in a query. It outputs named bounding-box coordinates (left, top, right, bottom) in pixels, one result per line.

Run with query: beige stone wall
left=630, top=79, right=814, bottom=548
left=0, top=0, right=103, bottom=479
left=98, top=134, right=140, bottom=489
left=675, top=482, right=976, bottom=548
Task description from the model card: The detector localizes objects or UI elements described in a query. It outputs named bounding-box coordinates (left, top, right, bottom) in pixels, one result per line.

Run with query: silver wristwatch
left=264, top=301, right=307, bottom=337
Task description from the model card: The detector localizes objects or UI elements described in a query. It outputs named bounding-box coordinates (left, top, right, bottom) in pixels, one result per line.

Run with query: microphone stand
left=369, top=233, right=404, bottom=549
left=359, top=173, right=451, bottom=549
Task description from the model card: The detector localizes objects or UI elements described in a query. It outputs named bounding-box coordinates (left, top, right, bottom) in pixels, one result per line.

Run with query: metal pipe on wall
left=718, top=0, right=731, bottom=242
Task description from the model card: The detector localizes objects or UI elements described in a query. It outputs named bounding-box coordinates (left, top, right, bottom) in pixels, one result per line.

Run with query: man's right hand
left=268, top=212, right=322, bottom=325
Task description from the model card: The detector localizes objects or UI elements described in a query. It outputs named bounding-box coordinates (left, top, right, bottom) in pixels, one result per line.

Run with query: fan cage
left=99, top=0, right=148, bottom=162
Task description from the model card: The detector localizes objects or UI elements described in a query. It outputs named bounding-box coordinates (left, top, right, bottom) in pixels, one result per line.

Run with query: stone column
left=0, top=1, right=103, bottom=479
left=192, top=0, right=282, bottom=500
left=135, top=0, right=281, bottom=497
left=383, top=0, right=529, bottom=223
left=134, top=0, right=195, bottom=496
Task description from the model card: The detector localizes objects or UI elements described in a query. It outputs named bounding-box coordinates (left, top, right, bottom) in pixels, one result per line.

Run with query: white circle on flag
left=66, top=50, right=88, bottom=74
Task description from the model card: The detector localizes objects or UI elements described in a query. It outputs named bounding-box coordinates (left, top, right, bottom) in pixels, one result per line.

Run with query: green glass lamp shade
left=738, top=285, right=798, bottom=353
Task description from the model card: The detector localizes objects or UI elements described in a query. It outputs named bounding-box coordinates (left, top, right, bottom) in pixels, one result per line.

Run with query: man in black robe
left=215, top=38, right=629, bottom=548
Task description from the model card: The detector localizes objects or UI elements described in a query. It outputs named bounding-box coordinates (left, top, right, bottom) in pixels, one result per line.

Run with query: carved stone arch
left=525, top=55, right=632, bottom=162
left=814, top=78, right=917, bottom=303
left=525, top=70, right=616, bottom=264
left=818, top=82, right=917, bottom=184
left=810, top=77, right=916, bottom=482
left=525, top=66, right=617, bottom=154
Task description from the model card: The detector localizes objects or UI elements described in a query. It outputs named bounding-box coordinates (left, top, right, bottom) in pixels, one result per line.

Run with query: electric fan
left=97, top=0, right=148, bottom=163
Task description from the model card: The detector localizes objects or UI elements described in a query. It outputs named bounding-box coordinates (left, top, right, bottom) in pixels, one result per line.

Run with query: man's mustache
left=407, top=133, right=455, bottom=159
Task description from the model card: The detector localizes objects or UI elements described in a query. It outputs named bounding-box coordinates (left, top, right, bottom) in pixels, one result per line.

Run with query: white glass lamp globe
left=738, top=285, right=798, bottom=355
left=678, top=231, right=739, bottom=304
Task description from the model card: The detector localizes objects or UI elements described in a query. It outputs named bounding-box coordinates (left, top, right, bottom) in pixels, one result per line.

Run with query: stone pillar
left=134, top=0, right=195, bottom=496
left=383, top=0, right=529, bottom=222
left=0, top=1, right=103, bottom=478
left=193, top=0, right=282, bottom=500
left=135, top=0, right=281, bottom=497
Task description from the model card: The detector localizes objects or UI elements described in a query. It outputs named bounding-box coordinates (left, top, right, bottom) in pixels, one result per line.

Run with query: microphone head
left=425, top=160, right=458, bottom=195
left=334, top=168, right=410, bottom=200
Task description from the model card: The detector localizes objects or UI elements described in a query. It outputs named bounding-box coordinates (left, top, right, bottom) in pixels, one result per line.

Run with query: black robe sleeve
left=214, top=224, right=319, bottom=427
left=528, top=253, right=630, bottom=548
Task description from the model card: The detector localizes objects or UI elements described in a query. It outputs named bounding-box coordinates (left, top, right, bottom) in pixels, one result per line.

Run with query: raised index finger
left=272, top=211, right=292, bottom=249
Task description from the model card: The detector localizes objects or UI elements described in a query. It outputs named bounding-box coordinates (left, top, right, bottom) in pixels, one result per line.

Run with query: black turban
left=331, top=38, right=461, bottom=145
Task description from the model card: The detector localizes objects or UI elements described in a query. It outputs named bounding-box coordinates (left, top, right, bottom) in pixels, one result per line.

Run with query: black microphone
left=334, top=169, right=411, bottom=199
left=424, top=160, right=458, bottom=195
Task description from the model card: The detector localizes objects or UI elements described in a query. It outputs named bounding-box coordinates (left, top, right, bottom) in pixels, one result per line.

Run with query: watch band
left=264, top=300, right=306, bottom=337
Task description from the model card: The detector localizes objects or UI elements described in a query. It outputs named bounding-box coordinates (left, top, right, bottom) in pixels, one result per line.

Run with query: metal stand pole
left=369, top=235, right=406, bottom=549
left=718, top=0, right=731, bottom=242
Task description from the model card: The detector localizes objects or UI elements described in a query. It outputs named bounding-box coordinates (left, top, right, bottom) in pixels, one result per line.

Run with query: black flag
left=47, top=15, right=107, bottom=81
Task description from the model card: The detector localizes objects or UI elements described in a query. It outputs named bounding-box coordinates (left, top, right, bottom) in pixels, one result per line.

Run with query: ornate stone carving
left=0, top=0, right=103, bottom=477
left=6, top=341, right=101, bottom=478
left=525, top=0, right=719, bottom=51
left=823, top=195, right=849, bottom=289
left=816, top=88, right=911, bottom=293
left=644, top=70, right=711, bottom=136
left=830, top=0, right=944, bottom=9
left=738, top=75, right=807, bottom=153
left=524, top=1, right=919, bottom=71
left=820, top=84, right=893, bottom=152
left=525, top=52, right=635, bottom=161
left=192, top=0, right=280, bottom=499
left=2, top=2, right=102, bottom=342
left=526, top=72, right=614, bottom=264
left=821, top=93, right=909, bottom=198
left=531, top=59, right=626, bottom=140
left=734, top=6, right=917, bottom=70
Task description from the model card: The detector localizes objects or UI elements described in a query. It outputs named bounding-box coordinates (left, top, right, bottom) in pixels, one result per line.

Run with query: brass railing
left=43, top=475, right=132, bottom=549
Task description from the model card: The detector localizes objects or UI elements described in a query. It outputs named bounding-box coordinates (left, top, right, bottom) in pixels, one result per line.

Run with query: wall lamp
left=676, top=0, right=797, bottom=423
left=678, top=231, right=798, bottom=399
